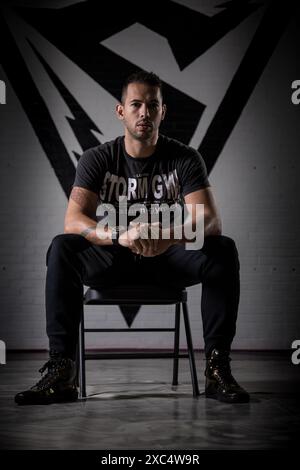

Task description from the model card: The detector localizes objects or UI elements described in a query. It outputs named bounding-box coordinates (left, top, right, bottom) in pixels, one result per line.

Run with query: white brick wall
left=0, top=12, right=299, bottom=351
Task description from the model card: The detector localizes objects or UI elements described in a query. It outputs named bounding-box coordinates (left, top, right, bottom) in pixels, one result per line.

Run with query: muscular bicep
left=65, top=186, right=99, bottom=224
left=184, top=187, right=221, bottom=221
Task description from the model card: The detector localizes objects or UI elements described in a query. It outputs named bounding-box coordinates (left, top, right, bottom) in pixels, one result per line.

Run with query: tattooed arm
left=64, top=186, right=113, bottom=245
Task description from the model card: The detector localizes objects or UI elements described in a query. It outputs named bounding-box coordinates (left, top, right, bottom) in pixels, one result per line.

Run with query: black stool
left=78, top=284, right=200, bottom=398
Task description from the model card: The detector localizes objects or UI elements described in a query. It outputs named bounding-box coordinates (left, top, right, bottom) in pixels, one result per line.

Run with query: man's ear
left=116, top=103, right=124, bottom=120
left=161, top=104, right=167, bottom=121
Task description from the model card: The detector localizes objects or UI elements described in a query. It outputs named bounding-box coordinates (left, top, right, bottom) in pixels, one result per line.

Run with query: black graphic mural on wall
left=0, top=0, right=295, bottom=325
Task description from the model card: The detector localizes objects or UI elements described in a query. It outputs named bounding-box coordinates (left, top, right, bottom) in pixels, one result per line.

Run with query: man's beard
left=128, top=125, right=154, bottom=141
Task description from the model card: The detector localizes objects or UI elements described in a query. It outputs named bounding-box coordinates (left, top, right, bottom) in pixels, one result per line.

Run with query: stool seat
left=84, top=285, right=187, bottom=305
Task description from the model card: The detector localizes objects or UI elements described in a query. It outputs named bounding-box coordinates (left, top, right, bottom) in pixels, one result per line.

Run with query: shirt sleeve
left=73, top=148, right=103, bottom=195
left=179, top=148, right=210, bottom=197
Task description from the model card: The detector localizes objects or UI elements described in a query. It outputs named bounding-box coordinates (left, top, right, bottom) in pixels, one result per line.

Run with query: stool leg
left=172, top=303, right=180, bottom=386
left=75, top=344, right=80, bottom=388
left=182, top=301, right=200, bottom=397
left=78, top=313, right=86, bottom=399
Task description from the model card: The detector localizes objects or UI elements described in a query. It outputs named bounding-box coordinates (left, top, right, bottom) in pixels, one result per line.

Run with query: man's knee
left=204, top=235, right=240, bottom=271
left=46, top=234, right=86, bottom=266
left=205, top=234, right=237, bottom=253
left=216, top=235, right=238, bottom=254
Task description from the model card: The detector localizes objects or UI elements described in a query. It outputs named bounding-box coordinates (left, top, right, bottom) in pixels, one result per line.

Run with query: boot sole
left=205, top=391, right=250, bottom=404
left=15, top=388, right=78, bottom=406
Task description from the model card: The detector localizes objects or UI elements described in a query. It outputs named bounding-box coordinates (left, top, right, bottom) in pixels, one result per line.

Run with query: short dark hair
left=121, top=71, right=163, bottom=104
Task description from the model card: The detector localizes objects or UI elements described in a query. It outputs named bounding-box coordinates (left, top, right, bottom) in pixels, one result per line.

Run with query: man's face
left=116, top=82, right=166, bottom=141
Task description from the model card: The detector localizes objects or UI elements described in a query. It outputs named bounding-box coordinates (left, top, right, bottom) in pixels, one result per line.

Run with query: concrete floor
left=0, top=351, right=299, bottom=450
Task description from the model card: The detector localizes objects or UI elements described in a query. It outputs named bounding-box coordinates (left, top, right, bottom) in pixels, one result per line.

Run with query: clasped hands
left=118, top=222, right=173, bottom=257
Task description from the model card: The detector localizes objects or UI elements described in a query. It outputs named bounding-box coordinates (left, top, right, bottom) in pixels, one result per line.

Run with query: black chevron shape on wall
left=138, top=0, right=261, bottom=70
left=200, top=1, right=296, bottom=173
left=0, top=11, right=76, bottom=198
left=28, top=40, right=103, bottom=160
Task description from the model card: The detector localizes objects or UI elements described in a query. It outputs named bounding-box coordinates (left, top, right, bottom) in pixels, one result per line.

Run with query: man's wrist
left=111, top=228, right=120, bottom=245
left=110, top=225, right=126, bottom=245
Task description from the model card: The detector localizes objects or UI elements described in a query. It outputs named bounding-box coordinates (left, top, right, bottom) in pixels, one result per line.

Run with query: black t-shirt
left=73, top=134, right=210, bottom=226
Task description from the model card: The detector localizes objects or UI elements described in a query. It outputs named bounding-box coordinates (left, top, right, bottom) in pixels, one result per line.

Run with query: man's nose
left=139, top=104, right=150, bottom=118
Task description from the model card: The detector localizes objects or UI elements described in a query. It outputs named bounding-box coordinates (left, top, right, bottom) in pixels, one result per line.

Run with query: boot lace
left=34, top=358, right=68, bottom=391
left=209, top=355, right=238, bottom=390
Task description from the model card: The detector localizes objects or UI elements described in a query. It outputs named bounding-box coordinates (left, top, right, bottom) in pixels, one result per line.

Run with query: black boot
left=205, top=349, right=249, bottom=403
left=15, top=352, right=78, bottom=405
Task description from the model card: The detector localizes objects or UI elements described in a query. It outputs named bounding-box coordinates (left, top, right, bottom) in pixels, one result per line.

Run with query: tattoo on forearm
left=80, top=226, right=96, bottom=238
left=70, top=187, right=87, bottom=207
left=70, top=187, right=97, bottom=210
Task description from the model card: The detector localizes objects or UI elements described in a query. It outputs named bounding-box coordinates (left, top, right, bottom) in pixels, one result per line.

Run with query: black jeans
left=45, top=234, right=240, bottom=360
